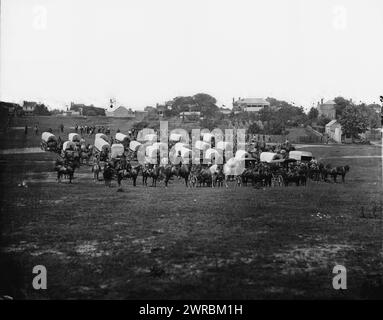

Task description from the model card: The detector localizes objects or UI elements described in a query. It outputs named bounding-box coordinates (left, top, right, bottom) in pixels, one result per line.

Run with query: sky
left=1, top=0, right=382, bottom=111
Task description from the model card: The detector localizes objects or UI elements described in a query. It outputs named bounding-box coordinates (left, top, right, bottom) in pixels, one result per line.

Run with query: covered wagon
left=110, top=143, right=125, bottom=159
left=194, top=140, right=210, bottom=151
left=115, top=132, right=129, bottom=146
left=62, top=141, right=76, bottom=151
left=288, top=150, right=313, bottom=162
left=169, top=133, right=182, bottom=142
left=94, top=137, right=111, bottom=162
left=260, top=152, right=285, bottom=163
left=95, top=133, right=109, bottom=142
left=216, top=141, right=232, bottom=151
left=173, top=142, right=190, bottom=153
left=223, top=157, right=245, bottom=176
left=68, top=133, right=81, bottom=143
left=129, top=140, right=142, bottom=152
left=136, top=129, right=156, bottom=142
left=41, top=132, right=58, bottom=152
left=205, top=148, right=223, bottom=164
left=235, top=150, right=252, bottom=160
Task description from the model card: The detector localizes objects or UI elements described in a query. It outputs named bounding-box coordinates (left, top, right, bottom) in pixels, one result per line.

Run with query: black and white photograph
left=0, top=0, right=382, bottom=307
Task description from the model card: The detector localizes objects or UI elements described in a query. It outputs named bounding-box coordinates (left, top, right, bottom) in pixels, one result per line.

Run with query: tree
left=132, top=121, right=149, bottom=131
left=317, top=115, right=332, bottom=127
left=247, top=122, right=262, bottom=135
left=169, top=93, right=219, bottom=118
left=360, top=104, right=380, bottom=129
left=334, top=96, right=352, bottom=118
left=33, top=104, right=51, bottom=115
left=339, top=105, right=369, bottom=139
left=307, top=107, right=319, bottom=120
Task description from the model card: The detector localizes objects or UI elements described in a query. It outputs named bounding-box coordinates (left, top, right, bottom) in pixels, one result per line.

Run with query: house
left=22, top=101, right=37, bottom=114
left=233, top=98, right=270, bottom=113
left=318, top=99, right=336, bottom=119
left=0, top=101, right=21, bottom=115
left=180, top=111, right=201, bottom=120
left=156, top=104, right=169, bottom=117
left=105, top=106, right=135, bottom=118
left=325, top=120, right=342, bottom=143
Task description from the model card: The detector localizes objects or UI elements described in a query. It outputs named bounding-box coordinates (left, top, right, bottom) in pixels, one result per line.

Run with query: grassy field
left=0, top=115, right=204, bottom=150
left=0, top=117, right=382, bottom=299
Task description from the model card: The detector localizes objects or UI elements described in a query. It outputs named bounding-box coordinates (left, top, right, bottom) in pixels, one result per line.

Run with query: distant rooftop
left=322, top=100, right=336, bottom=105
left=326, top=120, right=339, bottom=127
left=235, top=98, right=270, bottom=105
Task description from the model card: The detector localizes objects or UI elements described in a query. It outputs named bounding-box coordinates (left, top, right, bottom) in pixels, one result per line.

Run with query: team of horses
left=83, top=158, right=350, bottom=189
left=51, top=136, right=351, bottom=187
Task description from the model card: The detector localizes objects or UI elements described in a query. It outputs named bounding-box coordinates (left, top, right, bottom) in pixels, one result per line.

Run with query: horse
left=160, top=164, right=173, bottom=187
left=319, top=163, right=332, bottom=182
left=197, top=167, right=213, bottom=187
left=80, top=149, right=92, bottom=165
left=150, top=165, right=161, bottom=187
left=209, top=164, right=225, bottom=187
left=282, top=170, right=300, bottom=187
left=172, top=163, right=191, bottom=187
left=116, top=163, right=140, bottom=187
left=142, top=164, right=152, bottom=186
left=54, top=159, right=79, bottom=183
left=330, top=165, right=350, bottom=183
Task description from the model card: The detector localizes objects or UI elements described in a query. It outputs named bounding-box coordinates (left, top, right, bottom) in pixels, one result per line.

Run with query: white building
left=325, top=120, right=342, bottom=143
left=233, top=98, right=270, bottom=113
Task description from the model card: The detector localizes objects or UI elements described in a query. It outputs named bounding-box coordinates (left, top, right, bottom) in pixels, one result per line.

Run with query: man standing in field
left=34, top=125, right=38, bottom=135
left=103, top=163, right=114, bottom=187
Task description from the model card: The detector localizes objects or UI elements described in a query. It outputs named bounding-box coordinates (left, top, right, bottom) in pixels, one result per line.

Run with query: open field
left=0, top=115, right=201, bottom=150
left=0, top=118, right=382, bottom=299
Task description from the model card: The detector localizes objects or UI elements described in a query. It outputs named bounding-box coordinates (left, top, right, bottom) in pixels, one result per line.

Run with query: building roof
left=325, top=120, right=339, bottom=127
left=323, top=100, right=336, bottom=105
left=106, top=106, right=134, bottom=117
left=237, top=98, right=270, bottom=106
left=23, top=101, right=37, bottom=108
left=180, top=111, right=201, bottom=115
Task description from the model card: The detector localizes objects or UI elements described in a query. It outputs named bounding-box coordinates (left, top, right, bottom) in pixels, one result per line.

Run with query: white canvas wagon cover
left=289, top=150, right=313, bottom=161
left=216, top=141, right=232, bottom=150
left=169, top=133, right=182, bottom=142
left=111, top=144, right=124, bottom=158
left=260, top=152, right=284, bottom=163
left=41, top=132, right=56, bottom=142
left=129, top=140, right=142, bottom=152
left=144, top=133, right=157, bottom=142
left=63, top=141, right=76, bottom=151
left=94, top=137, right=110, bottom=152
left=205, top=148, right=222, bottom=161
left=194, top=140, right=210, bottom=151
left=136, top=128, right=155, bottom=142
left=95, top=133, right=108, bottom=142
left=223, top=157, right=245, bottom=176
left=202, top=132, right=214, bottom=143
left=115, top=132, right=128, bottom=142
left=68, top=133, right=81, bottom=142
left=174, top=142, right=190, bottom=153
left=235, top=150, right=250, bottom=160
